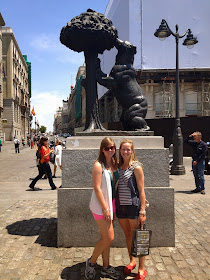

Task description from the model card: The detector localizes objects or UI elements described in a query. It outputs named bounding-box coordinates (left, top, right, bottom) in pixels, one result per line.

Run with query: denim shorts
left=116, top=205, right=140, bottom=220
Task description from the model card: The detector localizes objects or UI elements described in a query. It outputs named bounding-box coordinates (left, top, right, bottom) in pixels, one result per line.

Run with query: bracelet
left=103, top=208, right=109, bottom=213
left=139, top=210, right=146, bottom=216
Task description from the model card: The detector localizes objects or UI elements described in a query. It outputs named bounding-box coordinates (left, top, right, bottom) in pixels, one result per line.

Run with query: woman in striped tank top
left=115, top=139, right=147, bottom=280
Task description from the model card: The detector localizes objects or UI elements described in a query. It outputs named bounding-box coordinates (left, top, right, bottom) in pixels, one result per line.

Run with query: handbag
left=50, top=153, right=55, bottom=164
left=131, top=224, right=152, bottom=257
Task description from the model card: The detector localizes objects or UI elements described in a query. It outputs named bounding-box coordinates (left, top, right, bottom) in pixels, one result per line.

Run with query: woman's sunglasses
left=104, top=146, right=115, bottom=151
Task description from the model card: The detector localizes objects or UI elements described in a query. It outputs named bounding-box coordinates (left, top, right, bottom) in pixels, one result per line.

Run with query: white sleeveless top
left=89, top=163, right=113, bottom=220
left=54, top=145, right=62, bottom=158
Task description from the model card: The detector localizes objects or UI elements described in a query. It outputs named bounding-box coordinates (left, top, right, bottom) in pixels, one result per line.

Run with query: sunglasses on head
left=104, top=146, right=115, bottom=151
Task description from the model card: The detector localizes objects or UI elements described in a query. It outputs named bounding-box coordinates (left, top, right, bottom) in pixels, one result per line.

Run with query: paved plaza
left=0, top=141, right=210, bottom=280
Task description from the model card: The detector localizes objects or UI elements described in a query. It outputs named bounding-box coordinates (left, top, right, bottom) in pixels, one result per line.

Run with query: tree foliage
left=39, top=126, right=47, bottom=133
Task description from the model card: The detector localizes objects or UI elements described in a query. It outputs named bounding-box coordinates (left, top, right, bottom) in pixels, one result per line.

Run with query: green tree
left=39, top=126, right=47, bottom=133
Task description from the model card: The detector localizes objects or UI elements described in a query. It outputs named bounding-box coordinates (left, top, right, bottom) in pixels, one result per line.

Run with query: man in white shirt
left=14, top=137, right=20, bottom=153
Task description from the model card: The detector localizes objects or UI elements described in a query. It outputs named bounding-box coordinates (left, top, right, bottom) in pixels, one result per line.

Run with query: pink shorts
left=92, top=199, right=116, bottom=220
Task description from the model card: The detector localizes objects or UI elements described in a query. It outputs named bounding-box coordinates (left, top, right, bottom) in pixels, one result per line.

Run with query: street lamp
left=154, top=19, right=198, bottom=175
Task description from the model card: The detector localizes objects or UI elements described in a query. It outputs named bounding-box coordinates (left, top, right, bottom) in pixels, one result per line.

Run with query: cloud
left=30, top=33, right=61, bottom=51
left=31, top=90, right=66, bottom=132
left=30, top=33, right=84, bottom=65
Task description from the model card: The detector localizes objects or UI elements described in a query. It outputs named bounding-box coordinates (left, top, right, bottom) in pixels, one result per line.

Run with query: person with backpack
left=14, top=137, right=20, bottom=153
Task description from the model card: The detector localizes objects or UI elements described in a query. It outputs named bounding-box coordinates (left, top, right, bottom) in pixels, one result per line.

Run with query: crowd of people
left=13, top=134, right=41, bottom=153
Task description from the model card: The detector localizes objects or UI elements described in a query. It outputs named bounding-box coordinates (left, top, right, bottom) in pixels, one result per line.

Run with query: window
left=185, top=92, right=201, bottom=115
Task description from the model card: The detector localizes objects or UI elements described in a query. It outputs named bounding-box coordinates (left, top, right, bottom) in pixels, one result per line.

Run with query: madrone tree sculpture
left=60, top=9, right=118, bottom=132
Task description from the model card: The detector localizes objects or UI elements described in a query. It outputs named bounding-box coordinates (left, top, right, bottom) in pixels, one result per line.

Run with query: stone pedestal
left=75, top=130, right=154, bottom=136
left=58, top=135, right=175, bottom=248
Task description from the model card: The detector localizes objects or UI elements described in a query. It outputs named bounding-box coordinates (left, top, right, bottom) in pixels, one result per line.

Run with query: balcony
left=14, top=95, right=19, bottom=104
left=13, top=75, right=18, bottom=83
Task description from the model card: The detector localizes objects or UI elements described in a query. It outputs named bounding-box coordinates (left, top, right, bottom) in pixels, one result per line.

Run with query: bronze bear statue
left=96, top=38, right=149, bottom=131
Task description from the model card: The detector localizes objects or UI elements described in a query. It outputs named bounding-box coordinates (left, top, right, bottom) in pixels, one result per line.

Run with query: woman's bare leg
left=90, top=219, right=114, bottom=268
left=53, top=165, right=57, bottom=177
left=118, top=218, right=146, bottom=274
left=118, top=218, right=136, bottom=266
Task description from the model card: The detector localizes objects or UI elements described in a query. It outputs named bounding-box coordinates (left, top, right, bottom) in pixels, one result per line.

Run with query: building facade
left=0, top=13, right=5, bottom=141
left=2, top=27, right=30, bottom=140
left=67, top=66, right=86, bottom=135
left=61, top=100, right=69, bottom=133
left=53, top=107, right=62, bottom=135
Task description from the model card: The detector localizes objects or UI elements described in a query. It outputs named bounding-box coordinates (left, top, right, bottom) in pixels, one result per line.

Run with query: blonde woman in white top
left=85, top=137, right=120, bottom=280
left=53, top=140, right=62, bottom=178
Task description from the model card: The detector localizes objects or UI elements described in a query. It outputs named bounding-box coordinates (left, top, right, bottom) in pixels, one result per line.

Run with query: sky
left=1, top=0, right=109, bottom=132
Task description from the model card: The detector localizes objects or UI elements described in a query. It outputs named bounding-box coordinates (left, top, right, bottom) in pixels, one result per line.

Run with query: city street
left=0, top=142, right=210, bottom=280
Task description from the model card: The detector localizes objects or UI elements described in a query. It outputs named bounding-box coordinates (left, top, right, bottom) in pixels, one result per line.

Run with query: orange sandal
left=124, top=263, right=136, bottom=274
left=135, top=270, right=147, bottom=280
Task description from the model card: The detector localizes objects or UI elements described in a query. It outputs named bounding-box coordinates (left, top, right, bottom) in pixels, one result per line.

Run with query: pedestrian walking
left=31, top=138, right=34, bottom=149
left=36, top=138, right=47, bottom=180
left=53, top=140, right=62, bottom=178
left=184, top=131, right=208, bottom=194
left=14, top=137, right=20, bottom=153
left=22, top=138, right=25, bottom=147
left=85, top=137, right=120, bottom=280
left=115, top=139, right=147, bottom=280
left=29, top=136, right=57, bottom=191
left=0, top=138, right=2, bottom=152
left=27, top=136, right=30, bottom=147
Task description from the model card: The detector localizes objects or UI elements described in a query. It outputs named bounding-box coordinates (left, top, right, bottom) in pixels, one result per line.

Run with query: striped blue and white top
left=118, top=163, right=139, bottom=205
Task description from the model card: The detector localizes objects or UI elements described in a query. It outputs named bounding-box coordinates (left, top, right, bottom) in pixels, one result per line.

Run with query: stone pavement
left=0, top=141, right=210, bottom=280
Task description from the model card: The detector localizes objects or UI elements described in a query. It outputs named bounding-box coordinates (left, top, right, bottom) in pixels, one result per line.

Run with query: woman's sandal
left=135, top=270, right=147, bottom=280
left=124, top=263, right=136, bottom=274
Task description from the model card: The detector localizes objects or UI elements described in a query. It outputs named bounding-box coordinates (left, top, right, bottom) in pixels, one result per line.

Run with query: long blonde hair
left=119, top=139, right=141, bottom=168
left=97, top=137, right=118, bottom=168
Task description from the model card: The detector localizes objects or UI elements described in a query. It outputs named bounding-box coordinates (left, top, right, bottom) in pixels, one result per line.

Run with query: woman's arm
left=92, top=161, right=110, bottom=220
left=134, top=165, right=146, bottom=226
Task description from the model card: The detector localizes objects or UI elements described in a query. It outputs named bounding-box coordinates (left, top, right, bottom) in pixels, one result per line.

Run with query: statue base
left=58, top=135, right=175, bottom=248
left=75, top=130, right=154, bottom=136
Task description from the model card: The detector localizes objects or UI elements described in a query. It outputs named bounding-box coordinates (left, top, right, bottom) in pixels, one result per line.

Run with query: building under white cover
left=98, top=0, right=210, bottom=122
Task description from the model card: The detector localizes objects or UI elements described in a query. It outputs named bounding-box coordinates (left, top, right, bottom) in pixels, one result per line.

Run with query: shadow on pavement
left=61, top=264, right=125, bottom=280
left=29, top=177, right=48, bottom=180
left=6, top=217, right=57, bottom=247
left=26, top=188, right=43, bottom=191
left=174, top=190, right=193, bottom=194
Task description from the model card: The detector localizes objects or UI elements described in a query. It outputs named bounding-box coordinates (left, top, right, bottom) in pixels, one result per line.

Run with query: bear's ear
left=115, top=38, right=123, bottom=49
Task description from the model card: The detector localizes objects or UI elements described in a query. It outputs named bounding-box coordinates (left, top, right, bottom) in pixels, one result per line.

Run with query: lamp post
left=36, top=120, right=39, bottom=134
left=154, top=19, right=198, bottom=175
